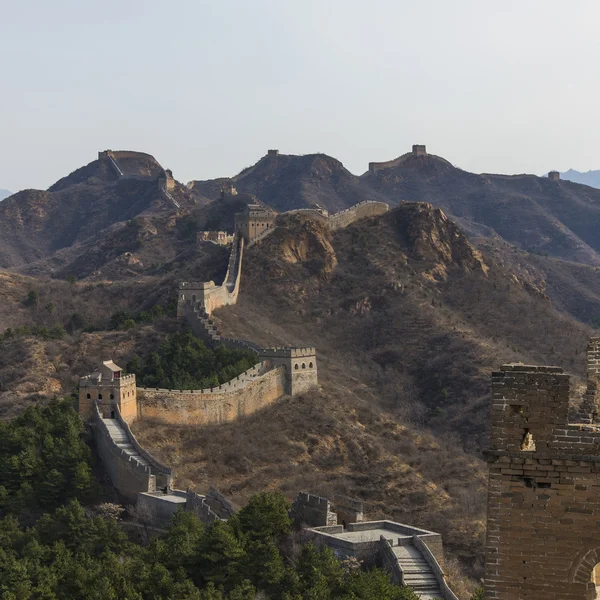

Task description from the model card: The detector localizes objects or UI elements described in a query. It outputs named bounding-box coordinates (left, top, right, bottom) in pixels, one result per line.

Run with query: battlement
left=80, top=373, right=136, bottom=387
left=261, top=346, right=316, bottom=358
left=179, top=281, right=216, bottom=290
left=587, top=337, right=600, bottom=376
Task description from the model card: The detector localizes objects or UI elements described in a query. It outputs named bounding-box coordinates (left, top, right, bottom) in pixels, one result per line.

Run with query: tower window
left=98, top=394, right=103, bottom=400
left=86, top=393, right=91, bottom=399
left=295, top=364, right=299, bottom=370
left=302, top=363, right=306, bottom=369
left=110, top=394, right=114, bottom=400
left=309, top=362, right=313, bottom=368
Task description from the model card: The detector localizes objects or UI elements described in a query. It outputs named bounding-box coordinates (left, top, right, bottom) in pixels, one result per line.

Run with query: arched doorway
left=569, top=548, right=600, bottom=599
left=110, top=410, right=115, bottom=419
left=592, top=564, right=600, bottom=598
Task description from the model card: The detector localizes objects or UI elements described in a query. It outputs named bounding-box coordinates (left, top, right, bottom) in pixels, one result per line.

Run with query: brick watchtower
left=259, top=347, right=318, bottom=396
left=79, top=360, right=137, bottom=424
left=484, top=360, right=600, bottom=599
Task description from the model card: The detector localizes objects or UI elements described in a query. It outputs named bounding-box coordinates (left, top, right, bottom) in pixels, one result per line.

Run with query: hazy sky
left=2, top=0, right=600, bottom=192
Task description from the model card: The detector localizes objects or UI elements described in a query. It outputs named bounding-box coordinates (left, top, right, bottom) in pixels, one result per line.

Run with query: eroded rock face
left=394, top=202, right=488, bottom=277
left=275, top=217, right=338, bottom=279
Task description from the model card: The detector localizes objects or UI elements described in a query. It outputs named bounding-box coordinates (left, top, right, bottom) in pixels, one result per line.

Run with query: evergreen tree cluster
left=0, top=399, right=95, bottom=516
left=127, top=331, right=257, bottom=390
left=0, top=493, right=423, bottom=600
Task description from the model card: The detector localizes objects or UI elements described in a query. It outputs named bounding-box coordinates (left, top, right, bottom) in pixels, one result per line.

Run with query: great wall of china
left=95, top=148, right=600, bottom=598
left=98, top=150, right=180, bottom=208
left=73, top=190, right=464, bottom=596
left=80, top=191, right=392, bottom=503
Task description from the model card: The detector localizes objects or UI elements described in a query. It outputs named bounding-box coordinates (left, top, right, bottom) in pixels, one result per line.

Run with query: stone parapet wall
left=92, top=405, right=154, bottom=503
left=114, top=405, right=171, bottom=488
left=412, top=535, right=456, bottom=598
left=368, top=153, right=414, bottom=174
left=185, top=489, right=222, bottom=524
left=138, top=365, right=285, bottom=425
left=206, top=487, right=237, bottom=519
left=328, top=201, right=389, bottom=231
left=291, top=492, right=337, bottom=527
left=380, top=537, right=403, bottom=585
left=178, top=235, right=243, bottom=316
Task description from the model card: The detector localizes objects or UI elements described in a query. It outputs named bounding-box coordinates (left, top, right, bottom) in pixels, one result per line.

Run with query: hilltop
left=189, top=150, right=387, bottom=212
left=0, top=151, right=205, bottom=269
left=4, top=146, right=600, bottom=276
left=185, top=146, right=600, bottom=266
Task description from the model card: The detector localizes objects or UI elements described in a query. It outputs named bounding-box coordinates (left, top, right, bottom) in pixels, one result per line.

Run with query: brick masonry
left=484, top=357, right=600, bottom=599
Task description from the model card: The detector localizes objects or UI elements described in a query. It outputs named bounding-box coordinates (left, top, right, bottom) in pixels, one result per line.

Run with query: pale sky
left=2, top=0, right=600, bottom=192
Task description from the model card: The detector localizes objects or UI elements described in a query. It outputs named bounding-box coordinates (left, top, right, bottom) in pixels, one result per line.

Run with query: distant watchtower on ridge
left=548, top=170, right=560, bottom=181
left=234, top=203, right=276, bottom=243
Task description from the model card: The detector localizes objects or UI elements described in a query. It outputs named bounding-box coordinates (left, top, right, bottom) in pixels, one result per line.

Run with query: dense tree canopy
left=127, top=331, right=257, bottom=390
left=0, top=398, right=95, bottom=515
left=0, top=495, right=425, bottom=600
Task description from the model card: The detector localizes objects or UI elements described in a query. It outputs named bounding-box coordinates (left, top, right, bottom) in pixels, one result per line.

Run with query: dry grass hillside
left=132, top=205, right=594, bottom=580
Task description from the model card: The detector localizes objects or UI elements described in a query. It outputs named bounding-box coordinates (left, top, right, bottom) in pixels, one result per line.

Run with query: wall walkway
left=93, top=403, right=172, bottom=502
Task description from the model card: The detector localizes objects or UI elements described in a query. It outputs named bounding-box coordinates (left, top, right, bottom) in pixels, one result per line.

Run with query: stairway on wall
left=393, top=544, right=443, bottom=600
left=102, top=418, right=152, bottom=469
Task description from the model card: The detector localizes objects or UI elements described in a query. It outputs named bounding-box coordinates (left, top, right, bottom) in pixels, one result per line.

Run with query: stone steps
left=103, top=419, right=150, bottom=468
left=392, top=544, right=443, bottom=599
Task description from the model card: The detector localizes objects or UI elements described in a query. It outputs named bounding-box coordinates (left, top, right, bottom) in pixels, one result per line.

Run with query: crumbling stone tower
left=484, top=361, right=600, bottom=599
left=412, top=144, right=427, bottom=156
left=572, top=337, right=600, bottom=424
left=79, top=361, right=137, bottom=424
left=548, top=170, right=561, bottom=181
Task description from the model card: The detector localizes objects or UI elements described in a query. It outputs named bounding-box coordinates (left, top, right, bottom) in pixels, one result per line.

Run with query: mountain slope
left=362, top=152, right=600, bottom=264
left=132, top=205, right=593, bottom=577
left=0, top=152, right=202, bottom=269
left=188, top=149, right=600, bottom=266
left=190, top=151, right=386, bottom=212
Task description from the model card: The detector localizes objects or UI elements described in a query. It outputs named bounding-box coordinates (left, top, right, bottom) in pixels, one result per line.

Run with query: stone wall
left=177, top=235, right=244, bottom=317
left=92, top=405, right=155, bottom=503
left=291, top=492, right=337, bottom=527
left=137, top=490, right=187, bottom=523
left=328, top=201, right=389, bottom=230
left=205, top=487, right=237, bottom=519
left=484, top=362, right=600, bottom=599
left=138, top=365, right=285, bottom=425
left=334, top=495, right=364, bottom=525
left=185, top=488, right=222, bottom=524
